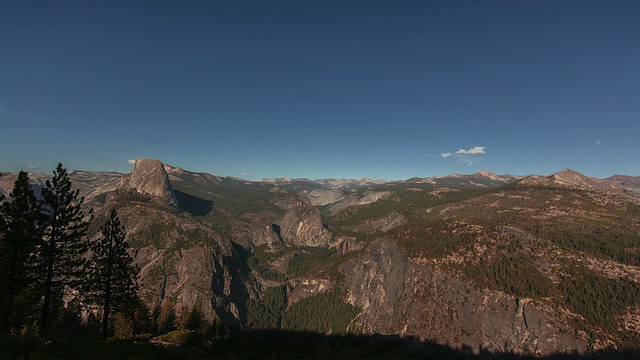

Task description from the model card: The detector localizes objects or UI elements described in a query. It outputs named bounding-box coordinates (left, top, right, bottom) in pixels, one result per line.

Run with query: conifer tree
left=40, top=163, right=91, bottom=330
left=85, top=208, right=139, bottom=338
left=157, top=299, right=177, bottom=334
left=0, top=172, right=43, bottom=330
left=184, top=304, right=206, bottom=332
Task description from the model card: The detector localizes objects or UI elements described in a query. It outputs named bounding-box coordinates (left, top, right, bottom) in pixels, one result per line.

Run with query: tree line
left=0, top=164, right=138, bottom=338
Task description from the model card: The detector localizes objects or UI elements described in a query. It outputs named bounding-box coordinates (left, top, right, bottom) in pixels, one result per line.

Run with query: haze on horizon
left=1, top=1, right=638, bottom=180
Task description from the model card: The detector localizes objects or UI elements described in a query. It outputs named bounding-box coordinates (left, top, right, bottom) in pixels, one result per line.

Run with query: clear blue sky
left=1, top=0, right=638, bottom=180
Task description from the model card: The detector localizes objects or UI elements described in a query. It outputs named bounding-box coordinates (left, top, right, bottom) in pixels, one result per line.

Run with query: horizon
left=2, top=157, right=635, bottom=183
left=1, top=1, right=639, bottom=180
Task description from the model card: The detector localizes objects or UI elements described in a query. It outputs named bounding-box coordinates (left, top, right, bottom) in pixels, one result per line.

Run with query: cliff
left=121, top=158, right=178, bottom=206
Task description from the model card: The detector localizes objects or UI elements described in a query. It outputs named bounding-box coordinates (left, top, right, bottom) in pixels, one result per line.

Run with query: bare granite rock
left=121, top=158, right=178, bottom=206
left=306, top=189, right=346, bottom=206
left=278, top=204, right=331, bottom=247
left=341, top=238, right=587, bottom=355
left=232, top=213, right=284, bottom=252
left=351, top=212, right=406, bottom=234
left=286, top=278, right=334, bottom=305
left=328, top=190, right=392, bottom=214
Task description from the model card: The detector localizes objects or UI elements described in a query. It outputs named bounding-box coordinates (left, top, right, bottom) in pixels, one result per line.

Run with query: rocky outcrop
left=278, top=204, right=331, bottom=247
left=306, top=189, right=346, bottom=206
left=331, top=236, right=366, bottom=255
left=68, top=171, right=123, bottom=204
left=351, top=212, right=406, bottom=234
left=114, top=203, right=257, bottom=327
left=307, top=189, right=344, bottom=206
left=286, top=278, right=334, bottom=305
left=341, top=238, right=587, bottom=355
left=121, top=158, right=178, bottom=206
left=232, top=213, right=284, bottom=252
left=328, top=190, right=392, bottom=214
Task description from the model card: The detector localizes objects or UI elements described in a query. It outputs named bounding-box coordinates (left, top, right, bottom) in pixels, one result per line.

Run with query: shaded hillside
left=2, top=329, right=639, bottom=360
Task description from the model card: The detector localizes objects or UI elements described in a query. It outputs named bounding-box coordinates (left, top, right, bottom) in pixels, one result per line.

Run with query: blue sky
left=1, top=0, right=638, bottom=180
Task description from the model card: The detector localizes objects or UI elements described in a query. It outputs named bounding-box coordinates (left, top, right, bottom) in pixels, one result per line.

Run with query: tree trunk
left=42, top=234, right=55, bottom=331
left=101, top=234, right=113, bottom=338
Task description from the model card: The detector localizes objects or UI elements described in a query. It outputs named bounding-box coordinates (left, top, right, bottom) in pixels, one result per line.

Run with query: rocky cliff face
left=278, top=204, right=331, bottom=247
left=121, top=158, right=178, bottom=206
left=328, top=190, right=392, bottom=214
left=306, top=189, right=345, bottom=206
left=341, top=238, right=587, bottom=355
left=232, top=213, right=284, bottom=252
left=106, top=200, right=258, bottom=327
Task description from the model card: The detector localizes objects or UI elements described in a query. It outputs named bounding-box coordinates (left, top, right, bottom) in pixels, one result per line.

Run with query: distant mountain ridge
left=515, top=168, right=640, bottom=195
left=2, top=164, right=638, bottom=201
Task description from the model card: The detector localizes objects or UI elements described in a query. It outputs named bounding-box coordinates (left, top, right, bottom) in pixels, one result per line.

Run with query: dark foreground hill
left=2, top=329, right=640, bottom=360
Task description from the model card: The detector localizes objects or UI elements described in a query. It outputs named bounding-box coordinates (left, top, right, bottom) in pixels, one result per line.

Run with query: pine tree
left=85, top=208, right=139, bottom=338
left=40, top=163, right=91, bottom=331
left=132, top=300, right=154, bottom=335
left=0, top=171, right=43, bottom=330
left=157, top=299, right=177, bottom=334
left=184, top=304, right=206, bottom=332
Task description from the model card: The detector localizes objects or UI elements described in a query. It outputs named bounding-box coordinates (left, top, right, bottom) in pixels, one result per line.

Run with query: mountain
left=404, top=170, right=523, bottom=188
left=2, top=161, right=639, bottom=355
left=121, top=158, right=178, bottom=206
left=549, top=168, right=610, bottom=191
left=604, top=174, right=640, bottom=194
left=260, top=177, right=388, bottom=192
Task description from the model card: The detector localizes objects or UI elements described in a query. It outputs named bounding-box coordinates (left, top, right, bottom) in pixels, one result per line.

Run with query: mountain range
left=1, top=158, right=639, bottom=356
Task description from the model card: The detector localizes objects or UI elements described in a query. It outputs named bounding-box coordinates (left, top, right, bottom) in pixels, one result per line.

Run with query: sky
left=1, top=0, right=639, bottom=180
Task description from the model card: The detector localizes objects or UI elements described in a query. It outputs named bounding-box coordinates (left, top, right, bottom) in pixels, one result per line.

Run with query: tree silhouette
left=157, top=299, right=177, bottom=334
left=0, top=172, right=43, bottom=330
left=85, top=208, right=139, bottom=338
left=40, top=163, right=91, bottom=331
left=184, top=304, right=206, bottom=332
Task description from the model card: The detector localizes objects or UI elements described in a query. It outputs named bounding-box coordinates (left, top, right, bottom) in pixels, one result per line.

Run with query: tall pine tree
left=40, top=163, right=91, bottom=331
left=85, top=208, right=139, bottom=338
left=0, top=172, right=43, bottom=331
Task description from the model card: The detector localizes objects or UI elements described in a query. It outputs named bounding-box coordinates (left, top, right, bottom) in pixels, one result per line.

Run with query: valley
left=1, top=158, right=639, bottom=356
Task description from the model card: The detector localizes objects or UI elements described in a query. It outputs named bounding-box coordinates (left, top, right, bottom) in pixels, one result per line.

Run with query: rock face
left=121, top=158, right=178, bottom=206
left=351, top=212, right=406, bottom=234
left=328, top=190, right=392, bottom=214
left=341, top=238, right=587, bottom=355
left=232, top=213, right=284, bottom=252
left=68, top=171, right=123, bottom=204
left=306, top=189, right=345, bottom=206
left=278, top=204, right=331, bottom=247
left=331, top=236, right=366, bottom=255
left=286, top=278, right=334, bottom=305
left=113, top=203, right=258, bottom=327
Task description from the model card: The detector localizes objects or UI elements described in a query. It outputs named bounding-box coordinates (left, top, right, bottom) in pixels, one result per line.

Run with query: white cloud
left=241, top=171, right=248, bottom=176
left=441, top=152, right=453, bottom=158
left=127, top=159, right=136, bottom=164
left=456, top=146, right=486, bottom=155
left=595, top=141, right=603, bottom=146
left=28, top=165, right=38, bottom=169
